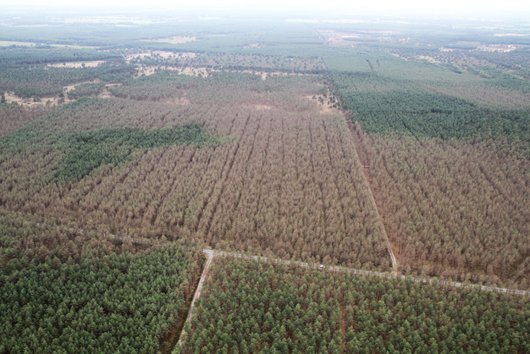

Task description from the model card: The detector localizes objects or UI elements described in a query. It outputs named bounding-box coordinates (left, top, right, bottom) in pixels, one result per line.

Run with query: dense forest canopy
left=180, top=258, right=530, bottom=353
left=0, top=12, right=528, bottom=353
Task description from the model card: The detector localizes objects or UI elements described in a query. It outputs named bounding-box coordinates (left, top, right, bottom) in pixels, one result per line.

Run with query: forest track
left=176, top=249, right=214, bottom=348
left=346, top=121, right=398, bottom=273
left=206, top=249, right=530, bottom=297
left=325, top=71, right=398, bottom=272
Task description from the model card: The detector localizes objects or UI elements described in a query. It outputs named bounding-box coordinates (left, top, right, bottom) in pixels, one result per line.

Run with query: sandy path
left=345, top=120, right=399, bottom=273
left=176, top=249, right=214, bottom=348
left=206, top=249, right=529, bottom=296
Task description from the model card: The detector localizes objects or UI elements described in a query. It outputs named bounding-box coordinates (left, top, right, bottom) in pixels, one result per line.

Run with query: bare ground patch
left=4, top=80, right=116, bottom=108
left=306, top=92, right=341, bottom=114
left=134, top=66, right=211, bottom=78
left=47, top=60, right=106, bottom=68
left=98, top=83, right=122, bottom=99
left=415, top=55, right=441, bottom=64
left=161, top=96, right=191, bottom=106
left=125, top=50, right=197, bottom=63
left=4, top=91, right=61, bottom=108
left=475, top=44, right=522, bottom=53
left=142, top=36, right=197, bottom=45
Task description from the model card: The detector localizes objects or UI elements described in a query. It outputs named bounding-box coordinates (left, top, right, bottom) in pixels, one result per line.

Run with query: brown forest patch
left=351, top=125, right=529, bottom=289
left=0, top=75, right=392, bottom=272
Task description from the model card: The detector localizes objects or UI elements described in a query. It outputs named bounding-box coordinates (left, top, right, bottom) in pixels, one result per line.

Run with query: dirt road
left=176, top=249, right=214, bottom=348
left=206, top=248, right=529, bottom=297
left=174, top=247, right=527, bottom=350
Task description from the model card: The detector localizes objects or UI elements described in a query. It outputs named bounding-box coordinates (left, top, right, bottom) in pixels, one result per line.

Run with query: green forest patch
left=56, top=123, right=221, bottom=182
left=332, top=72, right=530, bottom=146
left=180, top=258, right=530, bottom=353
left=67, top=82, right=106, bottom=99
left=0, top=244, right=200, bottom=354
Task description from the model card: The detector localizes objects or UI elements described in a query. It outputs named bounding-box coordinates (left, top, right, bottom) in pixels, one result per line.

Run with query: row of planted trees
left=332, top=70, right=530, bottom=144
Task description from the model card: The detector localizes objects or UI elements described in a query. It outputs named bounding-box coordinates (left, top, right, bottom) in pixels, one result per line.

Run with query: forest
left=0, top=103, right=47, bottom=136
left=56, top=123, right=220, bottom=181
left=0, top=206, right=204, bottom=353
left=327, top=49, right=530, bottom=288
left=0, top=14, right=528, bottom=353
left=127, top=51, right=326, bottom=73
left=351, top=127, right=529, bottom=288
left=0, top=46, right=131, bottom=98
left=331, top=71, right=530, bottom=148
left=0, top=71, right=393, bottom=270
left=179, top=257, right=529, bottom=353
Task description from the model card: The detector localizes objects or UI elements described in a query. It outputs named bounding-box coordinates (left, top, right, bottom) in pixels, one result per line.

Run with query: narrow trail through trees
left=176, top=249, right=214, bottom=348
left=345, top=119, right=398, bottom=272
left=205, top=249, right=529, bottom=295
left=324, top=71, right=398, bottom=272
left=175, top=247, right=528, bottom=349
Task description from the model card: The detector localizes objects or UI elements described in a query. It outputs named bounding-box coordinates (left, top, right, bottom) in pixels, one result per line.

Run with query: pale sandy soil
left=307, top=93, right=340, bottom=115
left=493, top=33, right=530, bottom=37
left=475, top=44, right=521, bottom=53
left=134, top=66, right=210, bottom=78
left=63, top=79, right=101, bottom=92
left=134, top=64, right=311, bottom=80
left=63, top=80, right=104, bottom=101
left=141, top=36, right=197, bottom=44
left=135, top=66, right=158, bottom=77
left=98, top=89, right=113, bottom=99
left=173, top=67, right=210, bottom=77
left=125, top=50, right=197, bottom=62
left=319, top=30, right=359, bottom=46
left=415, top=55, right=441, bottom=64
left=161, top=96, right=191, bottom=106
left=47, top=60, right=106, bottom=68
left=4, top=92, right=60, bottom=108
left=98, top=83, right=122, bottom=99
left=391, top=53, right=409, bottom=61
left=244, top=42, right=264, bottom=49
left=228, top=69, right=309, bottom=80
left=0, top=40, right=97, bottom=49
left=0, top=40, right=36, bottom=47
left=4, top=80, right=114, bottom=107
left=252, top=104, right=272, bottom=110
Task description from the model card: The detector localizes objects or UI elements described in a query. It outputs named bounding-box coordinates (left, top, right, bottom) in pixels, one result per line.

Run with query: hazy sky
left=2, top=0, right=530, bottom=20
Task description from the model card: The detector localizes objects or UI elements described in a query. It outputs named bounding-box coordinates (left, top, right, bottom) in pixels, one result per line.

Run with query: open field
left=142, top=36, right=197, bottom=44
